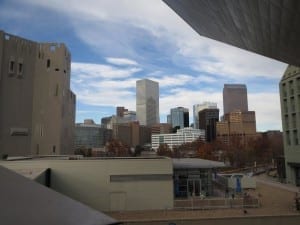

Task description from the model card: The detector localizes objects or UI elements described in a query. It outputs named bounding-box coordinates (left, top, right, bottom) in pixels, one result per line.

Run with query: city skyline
left=0, top=0, right=287, bottom=131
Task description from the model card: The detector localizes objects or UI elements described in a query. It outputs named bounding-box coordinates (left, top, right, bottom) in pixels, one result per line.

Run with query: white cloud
left=72, top=62, right=141, bottom=79
left=106, top=57, right=138, bottom=66
left=248, top=93, right=282, bottom=131
left=10, top=0, right=285, bottom=130
left=149, top=74, right=194, bottom=87
left=20, top=0, right=287, bottom=79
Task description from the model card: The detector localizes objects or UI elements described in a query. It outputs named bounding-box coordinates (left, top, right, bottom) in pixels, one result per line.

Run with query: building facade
left=279, top=65, right=300, bottom=186
left=223, top=84, right=248, bottom=115
left=193, top=102, right=217, bottom=129
left=123, top=110, right=136, bottom=121
left=169, top=107, right=189, bottom=129
left=75, top=120, right=112, bottom=149
left=116, top=106, right=128, bottom=117
left=151, top=123, right=172, bottom=134
left=198, top=108, right=219, bottom=142
left=152, top=127, right=205, bottom=150
left=113, top=121, right=151, bottom=148
left=1, top=157, right=174, bottom=211
left=216, top=110, right=256, bottom=145
left=136, top=79, right=159, bottom=126
left=0, top=30, right=76, bottom=157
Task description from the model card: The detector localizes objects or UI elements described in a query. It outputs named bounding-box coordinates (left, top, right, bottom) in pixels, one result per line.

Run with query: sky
left=0, top=0, right=288, bottom=131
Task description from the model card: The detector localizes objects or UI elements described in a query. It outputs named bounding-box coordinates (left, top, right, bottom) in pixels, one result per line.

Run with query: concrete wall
left=279, top=65, right=300, bottom=186
left=0, top=158, right=174, bottom=212
left=0, top=30, right=75, bottom=156
left=0, top=31, right=37, bottom=156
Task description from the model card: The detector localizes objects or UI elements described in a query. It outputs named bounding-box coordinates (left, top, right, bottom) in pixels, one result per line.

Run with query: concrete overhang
left=0, top=166, right=120, bottom=225
left=163, top=0, right=300, bottom=66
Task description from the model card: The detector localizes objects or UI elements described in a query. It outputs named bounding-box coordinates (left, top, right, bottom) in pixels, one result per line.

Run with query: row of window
left=282, top=78, right=300, bottom=97
left=282, top=95, right=300, bottom=114
left=8, top=59, right=23, bottom=77
left=284, top=113, right=299, bottom=130
left=286, top=130, right=299, bottom=146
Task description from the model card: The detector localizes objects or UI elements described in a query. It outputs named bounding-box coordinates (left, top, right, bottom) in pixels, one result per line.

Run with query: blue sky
left=0, top=0, right=287, bottom=131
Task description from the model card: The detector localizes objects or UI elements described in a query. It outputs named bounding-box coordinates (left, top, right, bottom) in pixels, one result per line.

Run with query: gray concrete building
left=279, top=65, right=300, bottom=186
left=223, top=84, right=248, bottom=115
left=0, top=30, right=76, bottom=157
left=136, top=79, right=159, bottom=126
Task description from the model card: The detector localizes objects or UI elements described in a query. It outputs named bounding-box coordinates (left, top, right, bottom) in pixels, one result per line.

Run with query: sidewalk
left=255, top=174, right=299, bottom=193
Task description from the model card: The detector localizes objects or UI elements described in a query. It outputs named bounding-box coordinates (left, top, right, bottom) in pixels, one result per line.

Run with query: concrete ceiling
left=163, top=0, right=300, bottom=66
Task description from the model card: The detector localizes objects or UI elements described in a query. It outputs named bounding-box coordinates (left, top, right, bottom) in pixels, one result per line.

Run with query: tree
left=157, top=144, right=172, bottom=157
left=196, top=142, right=215, bottom=160
left=106, top=139, right=131, bottom=157
left=133, top=145, right=143, bottom=157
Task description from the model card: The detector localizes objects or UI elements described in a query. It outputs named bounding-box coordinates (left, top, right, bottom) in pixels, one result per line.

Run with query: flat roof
left=173, top=158, right=225, bottom=169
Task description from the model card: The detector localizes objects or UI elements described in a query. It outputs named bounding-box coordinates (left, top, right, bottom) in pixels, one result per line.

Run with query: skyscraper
left=170, top=107, right=189, bottom=129
left=223, top=84, right=248, bottom=114
left=136, top=79, right=159, bottom=126
left=279, top=65, right=300, bottom=186
left=198, top=108, right=219, bottom=142
left=193, top=102, right=217, bottom=129
left=0, top=30, right=76, bottom=156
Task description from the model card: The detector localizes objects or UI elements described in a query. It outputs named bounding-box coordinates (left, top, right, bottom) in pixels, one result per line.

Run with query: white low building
left=151, top=127, right=205, bottom=150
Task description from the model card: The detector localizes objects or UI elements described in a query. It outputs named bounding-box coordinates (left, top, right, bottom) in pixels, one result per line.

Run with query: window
left=286, top=131, right=291, bottom=146
left=294, top=130, right=298, bottom=145
left=55, top=84, right=59, bottom=96
left=285, top=115, right=289, bottom=129
left=18, top=63, right=23, bottom=74
left=284, top=99, right=288, bottom=113
left=4, top=34, right=10, bottom=40
left=291, top=97, right=295, bottom=112
left=47, top=59, right=50, bottom=68
left=292, top=114, right=297, bottom=129
left=289, top=80, right=294, bottom=96
left=52, top=145, right=56, bottom=153
left=9, top=60, right=14, bottom=73
left=282, top=83, right=287, bottom=97
left=50, top=45, right=56, bottom=52
left=40, top=125, right=43, bottom=137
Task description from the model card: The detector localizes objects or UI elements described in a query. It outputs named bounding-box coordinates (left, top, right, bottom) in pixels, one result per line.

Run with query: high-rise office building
left=0, top=30, right=76, bottom=156
left=279, top=65, right=300, bottom=186
left=193, top=102, right=217, bottom=129
left=151, top=123, right=172, bottom=134
left=223, top=84, right=248, bottom=114
left=116, top=106, right=128, bottom=117
left=75, top=120, right=112, bottom=149
left=136, top=79, right=159, bottom=126
left=170, top=107, right=189, bottom=129
left=113, top=121, right=151, bottom=148
left=198, top=108, right=219, bottom=142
